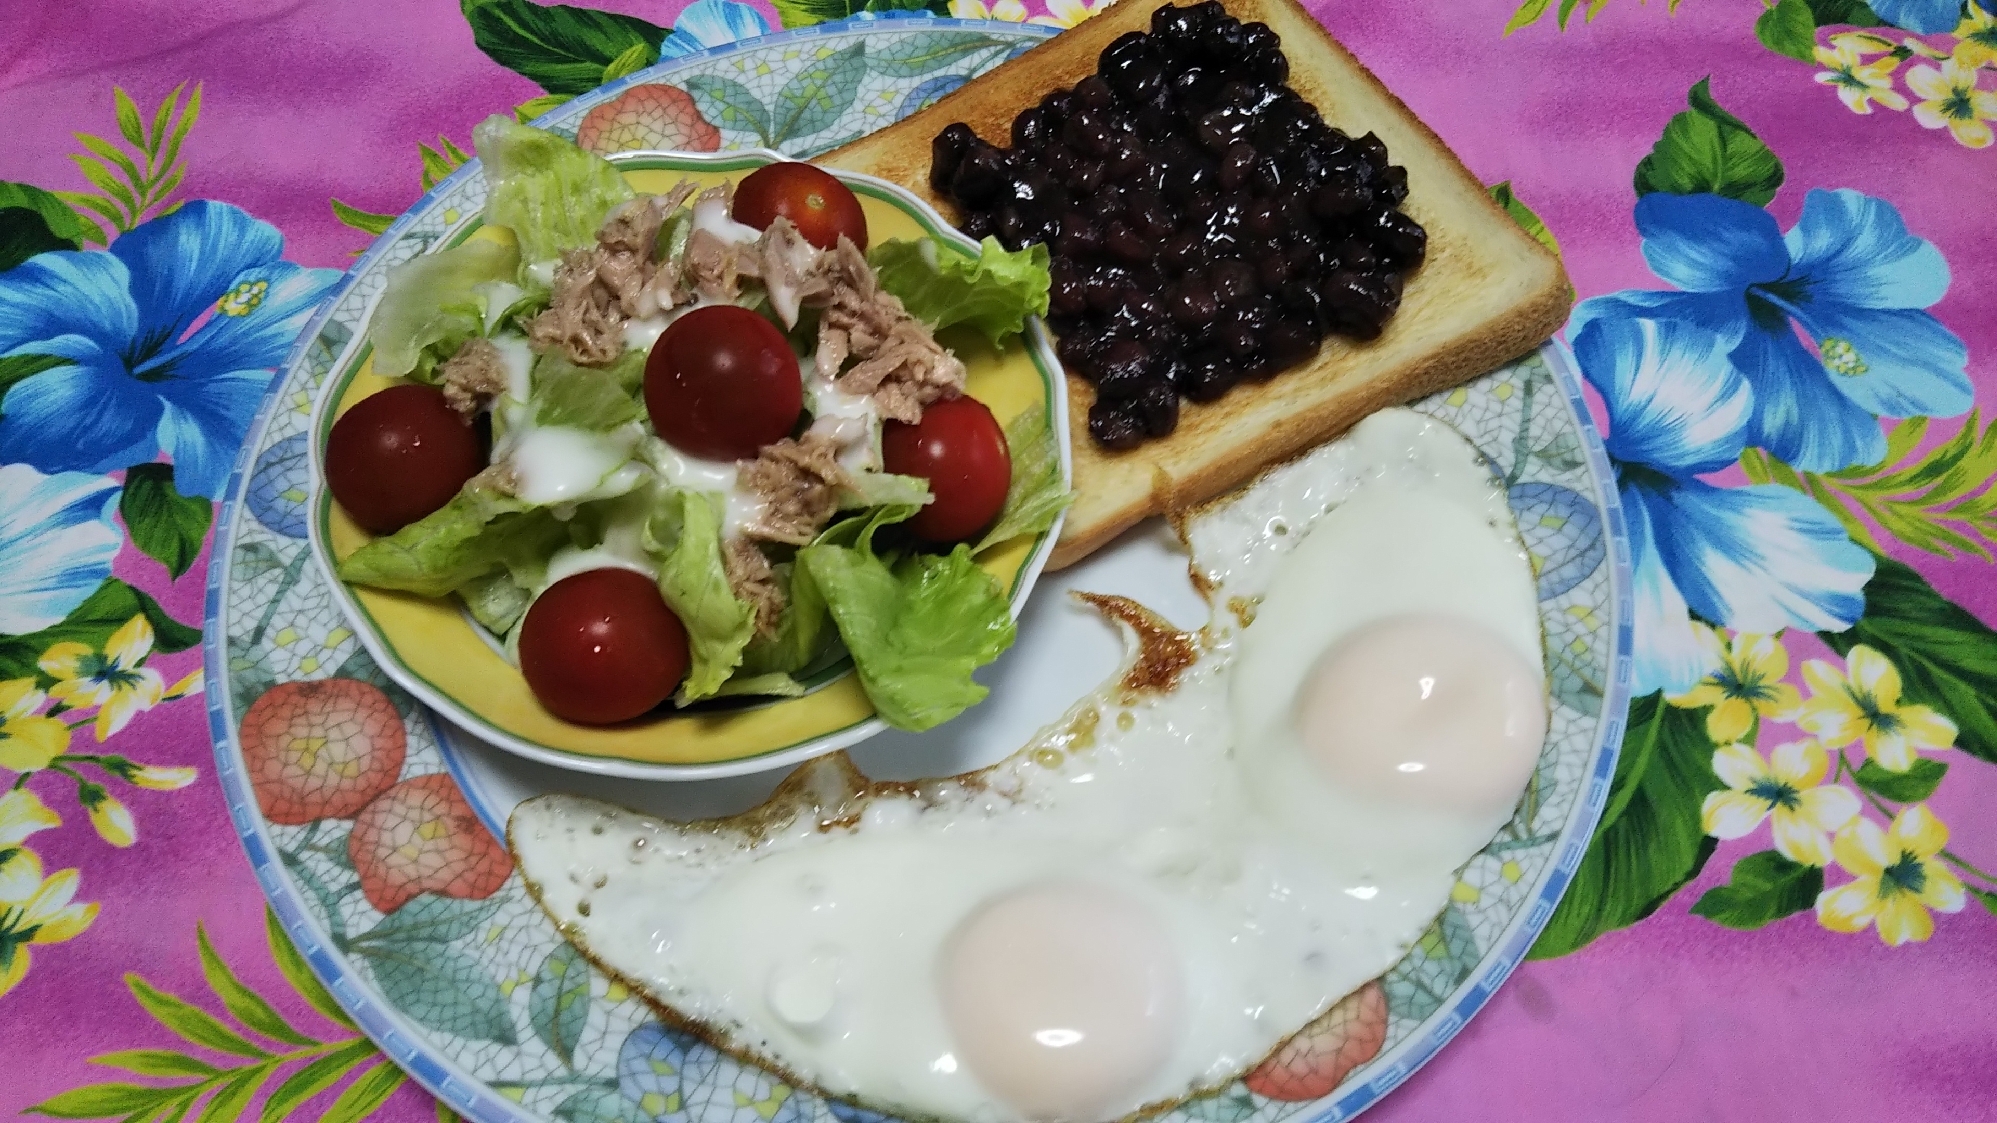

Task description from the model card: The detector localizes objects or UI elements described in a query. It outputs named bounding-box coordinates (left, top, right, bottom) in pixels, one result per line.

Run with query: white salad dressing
left=523, top=259, right=557, bottom=288
left=510, top=425, right=646, bottom=506
left=477, top=281, right=527, bottom=334
left=488, top=333, right=535, bottom=403
left=692, top=191, right=764, bottom=245
left=543, top=514, right=657, bottom=586
left=642, top=437, right=768, bottom=537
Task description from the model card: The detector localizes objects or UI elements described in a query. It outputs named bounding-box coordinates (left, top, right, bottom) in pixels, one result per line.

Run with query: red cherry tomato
left=517, top=568, right=690, bottom=725
left=645, top=305, right=803, bottom=461
left=883, top=396, right=1012, bottom=545
left=326, top=384, right=485, bottom=535
left=732, top=163, right=869, bottom=252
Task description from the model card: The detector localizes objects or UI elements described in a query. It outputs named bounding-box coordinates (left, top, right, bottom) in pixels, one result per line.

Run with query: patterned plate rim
left=300, top=147, right=1070, bottom=781
left=206, top=19, right=1632, bottom=1123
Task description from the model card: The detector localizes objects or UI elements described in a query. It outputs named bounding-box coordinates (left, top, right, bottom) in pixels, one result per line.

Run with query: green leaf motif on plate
left=772, top=43, right=869, bottom=146
left=530, top=943, right=593, bottom=1066
left=1690, top=850, right=1823, bottom=930
left=1632, top=77, right=1784, bottom=207
left=1383, top=903, right=1478, bottom=1022
left=1854, top=757, right=1947, bottom=802
left=1755, top=0, right=1820, bottom=61
left=462, top=0, right=667, bottom=97
left=0, top=578, right=200, bottom=683
left=1177, top=1085, right=1259, bottom=1123
left=121, top=462, right=214, bottom=580
left=554, top=1088, right=647, bottom=1123
left=359, top=940, right=519, bottom=1045
left=866, top=33, right=1008, bottom=77
left=1820, top=553, right=1997, bottom=765
left=772, top=0, right=947, bottom=29
left=1531, top=692, right=1724, bottom=959
left=684, top=76, right=775, bottom=146
left=352, top=894, right=503, bottom=946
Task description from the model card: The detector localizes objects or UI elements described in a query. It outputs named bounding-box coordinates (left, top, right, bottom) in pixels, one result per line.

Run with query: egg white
left=509, top=408, right=1542, bottom=1122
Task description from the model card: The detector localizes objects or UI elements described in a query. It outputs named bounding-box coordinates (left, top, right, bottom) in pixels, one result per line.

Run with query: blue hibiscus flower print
left=1870, top=0, right=1963, bottom=33
left=658, top=0, right=773, bottom=59
left=1572, top=189, right=1969, bottom=473
left=1573, top=314, right=1874, bottom=695
left=0, top=201, right=340, bottom=499
left=0, top=464, right=122, bottom=634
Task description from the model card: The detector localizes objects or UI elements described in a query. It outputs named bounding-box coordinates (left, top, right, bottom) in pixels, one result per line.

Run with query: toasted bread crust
left=827, top=0, right=1570, bottom=568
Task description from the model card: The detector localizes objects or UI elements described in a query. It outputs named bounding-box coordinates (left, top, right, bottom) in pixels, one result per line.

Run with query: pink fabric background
left=2, top=0, right=1991, bottom=1119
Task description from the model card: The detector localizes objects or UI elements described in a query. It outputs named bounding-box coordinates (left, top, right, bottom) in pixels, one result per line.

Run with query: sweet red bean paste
left=930, top=1, right=1426, bottom=450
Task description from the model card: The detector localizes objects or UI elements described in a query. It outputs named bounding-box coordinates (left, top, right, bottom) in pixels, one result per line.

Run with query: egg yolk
left=1293, top=614, right=1546, bottom=815
left=936, top=883, right=1184, bottom=1121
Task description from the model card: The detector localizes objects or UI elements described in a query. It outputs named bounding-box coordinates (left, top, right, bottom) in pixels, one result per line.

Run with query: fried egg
left=509, top=408, right=1544, bottom=1122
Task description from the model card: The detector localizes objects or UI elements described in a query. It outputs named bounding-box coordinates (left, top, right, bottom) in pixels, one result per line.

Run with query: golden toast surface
left=827, top=0, right=1571, bottom=567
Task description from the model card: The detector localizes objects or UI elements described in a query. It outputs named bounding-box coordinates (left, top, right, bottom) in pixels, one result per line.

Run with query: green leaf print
left=772, top=43, right=869, bottom=146
left=121, top=462, right=214, bottom=580
left=1820, top=554, right=1997, bottom=766
left=684, top=75, right=775, bottom=145
left=329, top=198, right=397, bottom=237
left=1756, top=0, right=1820, bottom=61
left=867, top=33, right=1009, bottom=77
left=359, top=940, right=519, bottom=1045
left=0, top=578, right=200, bottom=683
left=1806, top=0, right=1887, bottom=27
left=1855, top=758, right=1948, bottom=802
left=461, top=0, right=667, bottom=97
left=1487, top=181, right=1561, bottom=257
left=530, top=943, right=594, bottom=1066
left=1632, top=78, right=1785, bottom=207
left=773, top=0, right=948, bottom=29
left=1690, top=850, right=1824, bottom=930
left=0, top=182, right=85, bottom=270
left=1531, top=692, right=1725, bottom=958
left=0, top=352, right=71, bottom=401
left=26, top=910, right=400, bottom=1123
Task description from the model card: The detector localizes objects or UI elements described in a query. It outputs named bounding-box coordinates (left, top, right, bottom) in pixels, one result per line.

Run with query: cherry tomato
left=517, top=568, right=690, bottom=725
left=326, top=384, right=484, bottom=535
left=883, top=395, right=1012, bottom=545
left=645, top=305, right=803, bottom=461
left=732, top=162, right=869, bottom=252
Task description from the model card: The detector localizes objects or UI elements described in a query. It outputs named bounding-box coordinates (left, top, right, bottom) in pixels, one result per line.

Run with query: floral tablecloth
left=2, top=0, right=1994, bottom=1119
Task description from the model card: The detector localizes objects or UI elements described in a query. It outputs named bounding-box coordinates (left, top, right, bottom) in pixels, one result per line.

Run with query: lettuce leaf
left=473, top=115, right=633, bottom=270
left=839, top=471, right=931, bottom=511
left=459, top=571, right=532, bottom=635
left=531, top=352, right=645, bottom=431
left=867, top=236, right=1050, bottom=348
left=643, top=490, right=756, bottom=703
left=975, top=402, right=1072, bottom=553
left=737, top=561, right=833, bottom=678
left=337, top=481, right=566, bottom=598
left=367, top=239, right=521, bottom=380
left=800, top=513, right=1015, bottom=731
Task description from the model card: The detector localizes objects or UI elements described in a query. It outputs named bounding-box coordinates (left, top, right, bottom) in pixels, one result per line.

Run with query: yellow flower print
left=1955, top=1, right=1997, bottom=68
left=78, top=785, right=135, bottom=848
left=1668, top=626, right=1802, bottom=743
left=0, top=789, right=60, bottom=852
left=1032, top=0, right=1117, bottom=28
left=0, top=852, right=99, bottom=997
left=1816, top=805, right=1965, bottom=946
left=948, top=0, right=1027, bottom=19
left=124, top=763, right=198, bottom=791
left=1701, top=739, right=1859, bottom=867
left=1794, top=645, right=1955, bottom=772
left=0, top=680, right=69, bottom=774
left=1905, top=58, right=1997, bottom=148
left=40, top=615, right=166, bottom=741
left=1813, top=43, right=1910, bottom=114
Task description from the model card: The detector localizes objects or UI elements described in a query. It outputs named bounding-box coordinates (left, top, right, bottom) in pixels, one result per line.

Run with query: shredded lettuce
left=975, top=403, right=1072, bottom=553
left=459, top=571, right=532, bottom=635
left=800, top=510, right=1016, bottom=732
left=708, top=673, right=808, bottom=699
left=868, top=236, right=1051, bottom=348
left=643, top=490, right=756, bottom=703
left=367, top=240, right=521, bottom=380
left=839, top=471, right=931, bottom=512
left=530, top=352, right=645, bottom=431
left=473, top=115, right=633, bottom=270
left=337, top=481, right=565, bottom=599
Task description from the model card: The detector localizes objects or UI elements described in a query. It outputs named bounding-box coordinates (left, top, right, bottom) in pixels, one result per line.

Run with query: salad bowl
left=306, top=146, right=1071, bottom=780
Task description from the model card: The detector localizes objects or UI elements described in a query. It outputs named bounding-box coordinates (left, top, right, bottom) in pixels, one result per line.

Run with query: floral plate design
left=206, top=19, right=1631, bottom=1123
left=305, top=148, right=1068, bottom=780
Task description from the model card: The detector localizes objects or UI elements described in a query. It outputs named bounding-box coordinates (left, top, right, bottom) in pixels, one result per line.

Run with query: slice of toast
left=826, top=0, right=1570, bottom=569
